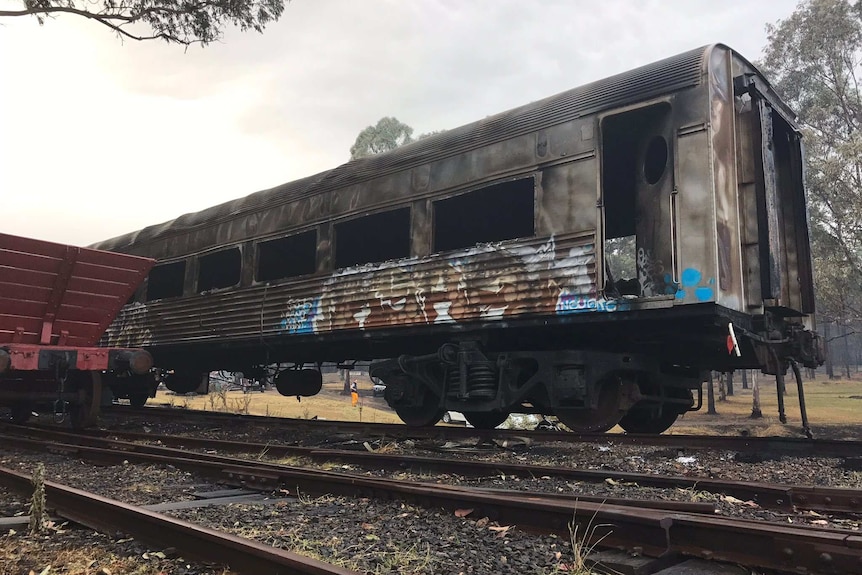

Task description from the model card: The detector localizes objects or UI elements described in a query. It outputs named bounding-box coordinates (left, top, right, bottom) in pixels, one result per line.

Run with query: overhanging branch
left=0, top=2, right=227, bottom=45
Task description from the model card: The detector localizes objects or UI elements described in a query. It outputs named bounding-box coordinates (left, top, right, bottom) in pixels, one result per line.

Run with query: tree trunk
left=718, top=372, right=727, bottom=402
left=741, top=369, right=749, bottom=390
left=707, top=372, right=717, bottom=415
left=727, top=370, right=734, bottom=396
left=824, top=321, right=835, bottom=379
left=342, top=369, right=351, bottom=395
left=750, top=372, right=762, bottom=418
left=842, top=319, right=851, bottom=379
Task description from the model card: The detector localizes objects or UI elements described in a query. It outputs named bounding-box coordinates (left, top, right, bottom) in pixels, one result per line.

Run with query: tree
left=0, top=0, right=287, bottom=45
left=349, top=117, right=415, bottom=160
left=707, top=372, right=717, bottom=415
left=750, top=372, right=763, bottom=419
left=417, top=130, right=445, bottom=140
left=760, top=0, right=862, bottom=303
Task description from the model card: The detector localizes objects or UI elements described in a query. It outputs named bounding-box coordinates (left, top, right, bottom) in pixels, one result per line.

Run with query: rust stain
left=104, top=235, right=629, bottom=347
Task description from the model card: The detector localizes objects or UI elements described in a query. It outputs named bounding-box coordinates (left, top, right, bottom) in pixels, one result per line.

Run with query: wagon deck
left=0, top=233, right=155, bottom=427
left=0, top=232, right=153, bottom=348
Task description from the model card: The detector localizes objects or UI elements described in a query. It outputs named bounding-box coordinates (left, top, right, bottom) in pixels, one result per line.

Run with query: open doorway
left=601, top=103, right=673, bottom=298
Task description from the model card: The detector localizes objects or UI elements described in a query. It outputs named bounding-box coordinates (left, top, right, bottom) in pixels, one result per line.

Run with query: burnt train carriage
left=93, top=44, right=822, bottom=432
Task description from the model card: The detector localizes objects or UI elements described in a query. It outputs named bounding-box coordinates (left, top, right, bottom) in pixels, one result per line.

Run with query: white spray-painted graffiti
left=275, top=237, right=628, bottom=335
left=555, top=293, right=630, bottom=313
left=103, top=303, right=153, bottom=347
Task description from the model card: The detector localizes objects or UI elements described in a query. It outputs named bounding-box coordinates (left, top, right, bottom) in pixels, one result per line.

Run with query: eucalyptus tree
left=0, top=0, right=288, bottom=45
left=760, top=0, right=862, bottom=375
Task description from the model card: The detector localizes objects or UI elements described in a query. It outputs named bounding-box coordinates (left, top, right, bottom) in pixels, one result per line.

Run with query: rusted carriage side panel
left=104, top=234, right=600, bottom=350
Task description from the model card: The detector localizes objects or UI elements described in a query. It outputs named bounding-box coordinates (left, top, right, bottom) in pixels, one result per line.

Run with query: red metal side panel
left=0, top=233, right=154, bottom=347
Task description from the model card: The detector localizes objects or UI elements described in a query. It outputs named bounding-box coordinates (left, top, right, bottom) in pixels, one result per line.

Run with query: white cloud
left=0, top=0, right=797, bottom=246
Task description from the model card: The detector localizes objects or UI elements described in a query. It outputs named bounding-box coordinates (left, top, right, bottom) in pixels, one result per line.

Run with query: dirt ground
left=151, top=371, right=862, bottom=439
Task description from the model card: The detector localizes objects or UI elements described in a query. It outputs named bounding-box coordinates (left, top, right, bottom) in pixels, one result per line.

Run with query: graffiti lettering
left=555, top=293, right=628, bottom=314
left=280, top=297, right=321, bottom=334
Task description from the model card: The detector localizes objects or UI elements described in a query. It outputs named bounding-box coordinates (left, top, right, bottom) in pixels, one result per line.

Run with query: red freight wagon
left=0, top=232, right=155, bottom=427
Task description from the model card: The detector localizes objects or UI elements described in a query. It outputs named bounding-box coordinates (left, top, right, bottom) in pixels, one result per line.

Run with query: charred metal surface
left=91, top=47, right=706, bottom=259
left=90, top=45, right=822, bottom=425
left=709, top=48, right=743, bottom=309
left=753, top=95, right=784, bottom=303
left=791, top=138, right=816, bottom=315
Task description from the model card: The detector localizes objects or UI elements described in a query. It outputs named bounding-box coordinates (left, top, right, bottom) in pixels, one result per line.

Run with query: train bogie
left=92, top=44, right=823, bottom=431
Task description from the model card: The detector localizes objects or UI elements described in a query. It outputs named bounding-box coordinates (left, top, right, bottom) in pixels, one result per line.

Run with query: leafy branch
left=0, top=0, right=288, bottom=45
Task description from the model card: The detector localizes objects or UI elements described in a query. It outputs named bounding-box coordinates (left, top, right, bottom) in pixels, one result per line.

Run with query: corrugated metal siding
left=92, top=47, right=709, bottom=254
left=103, top=234, right=601, bottom=348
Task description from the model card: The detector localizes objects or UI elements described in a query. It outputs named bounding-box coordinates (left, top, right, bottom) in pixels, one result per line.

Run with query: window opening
left=604, top=235, right=637, bottom=295
left=257, top=230, right=318, bottom=282
left=146, top=261, right=185, bottom=301
left=334, top=208, right=411, bottom=268
left=643, top=136, right=668, bottom=184
left=433, top=178, right=534, bottom=253
left=198, top=248, right=241, bottom=292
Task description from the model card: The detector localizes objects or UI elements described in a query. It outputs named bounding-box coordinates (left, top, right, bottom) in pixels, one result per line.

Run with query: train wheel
left=396, top=404, right=443, bottom=427
left=618, top=408, right=679, bottom=434
left=463, top=412, right=508, bottom=429
left=128, top=393, right=148, bottom=409
left=70, top=371, right=102, bottom=430
left=554, top=380, right=623, bottom=433
left=618, top=388, right=690, bottom=434
left=394, top=382, right=444, bottom=427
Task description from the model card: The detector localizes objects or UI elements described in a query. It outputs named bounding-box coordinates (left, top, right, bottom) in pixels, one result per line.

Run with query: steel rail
left=0, top=465, right=357, bottom=575
left=102, top=404, right=862, bottom=458
left=0, top=431, right=715, bottom=515
left=14, top=424, right=862, bottom=515
left=3, top=433, right=862, bottom=573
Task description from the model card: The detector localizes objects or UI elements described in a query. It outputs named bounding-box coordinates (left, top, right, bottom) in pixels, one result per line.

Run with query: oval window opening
left=643, top=136, right=668, bottom=185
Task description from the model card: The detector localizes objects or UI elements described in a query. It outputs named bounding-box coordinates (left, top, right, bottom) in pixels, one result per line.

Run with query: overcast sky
left=0, top=0, right=798, bottom=246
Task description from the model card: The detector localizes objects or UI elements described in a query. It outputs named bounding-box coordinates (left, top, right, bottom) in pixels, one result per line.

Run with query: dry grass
left=0, top=533, right=234, bottom=575
left=155, top=376, right=403, bottom=424
left=152, top=372, right=862, bottom=436
left=665, top=374, right=862, bottom=436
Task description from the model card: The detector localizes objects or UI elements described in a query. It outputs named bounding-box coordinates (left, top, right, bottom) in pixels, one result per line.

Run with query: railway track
left=102, top=404, right=862, bottom=458
left=14, top=424, right=862, bottom=515
left=2, top=426, right=861, bottom=573
left=0, top=465, right=357, bottom=575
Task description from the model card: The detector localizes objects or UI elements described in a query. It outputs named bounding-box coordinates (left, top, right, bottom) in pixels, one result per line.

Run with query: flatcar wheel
left=9, top=403, right=32, bottom=424
left=554, top=380, right=623, bottom=433
left=128, top=393, right=148, bottom=409
left=70, top=371, right=102, bottom=430
left=463, top=412, right=508, bottom=429
left=618, top=408, right=679, bottom=434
